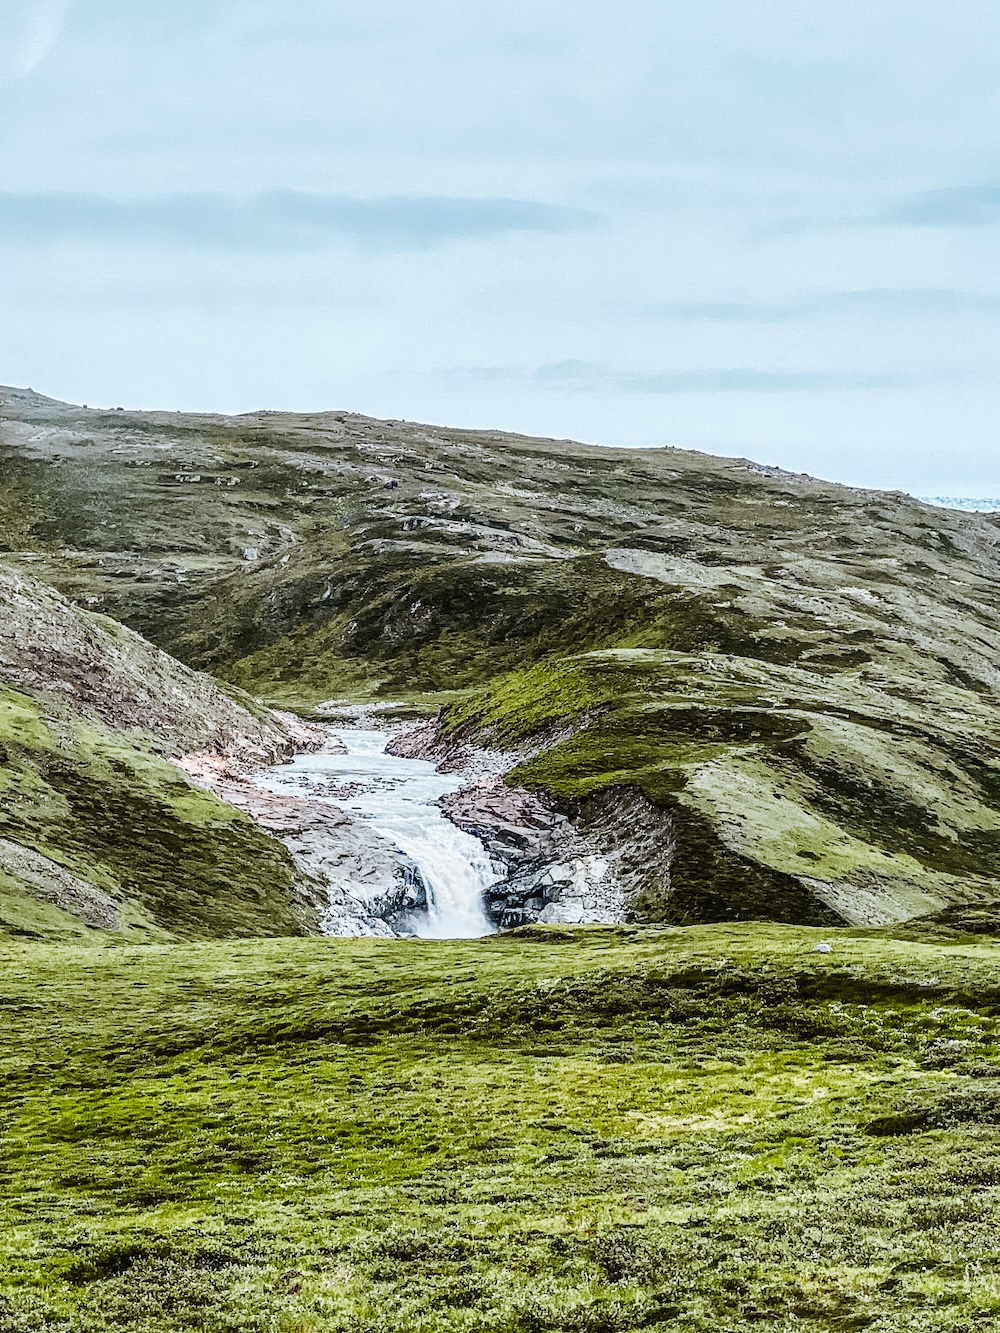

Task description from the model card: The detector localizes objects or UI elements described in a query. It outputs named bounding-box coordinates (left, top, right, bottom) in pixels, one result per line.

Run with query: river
left=251, top=728, right=497, bottom=939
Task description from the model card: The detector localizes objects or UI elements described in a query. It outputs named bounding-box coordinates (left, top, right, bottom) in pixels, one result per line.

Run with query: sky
left=2, top=1, right=999, bottom=492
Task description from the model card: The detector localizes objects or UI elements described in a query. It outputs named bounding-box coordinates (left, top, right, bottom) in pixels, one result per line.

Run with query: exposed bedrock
left=0, top=563, right=332, bottom=941
left=423, top=647, right=1000, bottom=930
left=0, top=565, right=310, bottom=761
left=388, top=723, right=633, bottom=928
left=436, top=762, right=925, bottom=931
left=439, top=778, right=626, bottom=927
left=177, top=751, right=428, bottom=937
left=427, top=761, right=841, bottom=932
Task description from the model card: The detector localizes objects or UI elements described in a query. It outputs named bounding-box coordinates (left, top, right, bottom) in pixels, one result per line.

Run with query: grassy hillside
left=5, top=385, right=1000, bottom=926
left=4, top=924, right=1000, bottom=1331
left=442, top=649, right=1000, bottom=927
left=0, top=563, right=323, bottom=941
left=4, top=386, right=1000, bottom=708
left=0, top=685, right=321, bottom=941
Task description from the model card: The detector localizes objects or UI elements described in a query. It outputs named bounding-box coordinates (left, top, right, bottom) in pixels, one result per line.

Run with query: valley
left=3, top=384, right=1000, bottom=939
left=3, top=385, right=1000, bottom=1330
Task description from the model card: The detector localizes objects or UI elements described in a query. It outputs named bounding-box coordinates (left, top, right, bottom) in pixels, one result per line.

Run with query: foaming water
left=252, top=728, right=496, bottom=939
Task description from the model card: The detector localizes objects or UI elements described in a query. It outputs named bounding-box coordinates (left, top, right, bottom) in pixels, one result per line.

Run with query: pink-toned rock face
left=0, top=565, right=306, bottom=761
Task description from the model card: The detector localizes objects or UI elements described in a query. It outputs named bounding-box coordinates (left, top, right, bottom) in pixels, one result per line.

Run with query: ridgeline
left=3, top=384, right=1000, bottom=934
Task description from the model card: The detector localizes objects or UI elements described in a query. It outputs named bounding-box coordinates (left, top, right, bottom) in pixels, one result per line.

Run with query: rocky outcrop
left=0, top=837, right=120, bottom=930
left=437, top=647, right=1000, bottom=929
left=0, top=564, right=308, bottom=761
left=439, top=779, right=624, bottom=927
left=0, top=565, right=331, bottom=941
left=389, top=723, right=628, bottom=927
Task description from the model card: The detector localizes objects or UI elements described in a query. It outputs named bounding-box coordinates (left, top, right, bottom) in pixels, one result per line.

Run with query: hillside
left=4, top=384, right=1000, bottom=930
left=4, top=385, right=1000, bottom=700
left=7, top=387, right=1000, bottom=1332
left=0, top=563, right=329, bottom=941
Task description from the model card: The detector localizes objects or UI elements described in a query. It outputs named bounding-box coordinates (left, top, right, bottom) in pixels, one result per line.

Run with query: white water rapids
left=252, top=728, right=497, bottom=939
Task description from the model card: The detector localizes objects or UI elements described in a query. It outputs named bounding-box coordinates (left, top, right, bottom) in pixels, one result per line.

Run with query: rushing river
left=252, top=728, right=497, bottom=939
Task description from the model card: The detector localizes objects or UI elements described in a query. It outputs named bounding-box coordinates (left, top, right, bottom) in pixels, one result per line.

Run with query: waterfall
left=252, top=728, right=496, bottom=939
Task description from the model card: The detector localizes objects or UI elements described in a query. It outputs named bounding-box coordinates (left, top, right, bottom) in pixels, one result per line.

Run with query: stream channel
left=252, top=728, right=497, bottom=938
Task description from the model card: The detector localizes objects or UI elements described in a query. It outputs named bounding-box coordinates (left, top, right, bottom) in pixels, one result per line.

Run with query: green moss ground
left=217, top=557, right=745, bottom=705
left=444, top=651, right=1000, bottom=925
left=0, top=689, right=317, bottom=942
left=3, top=924, right=1000, bottom=1331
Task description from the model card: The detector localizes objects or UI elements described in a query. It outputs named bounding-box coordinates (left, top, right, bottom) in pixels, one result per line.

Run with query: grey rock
left=178, top=756, right=427, bottom=938
left=0, top=838, right=119, bottom=929
left=0, top=565, right=311, bottom=763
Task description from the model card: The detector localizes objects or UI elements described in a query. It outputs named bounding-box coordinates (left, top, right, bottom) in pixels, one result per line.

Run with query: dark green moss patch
left=0, top=689, right=316, bottom=941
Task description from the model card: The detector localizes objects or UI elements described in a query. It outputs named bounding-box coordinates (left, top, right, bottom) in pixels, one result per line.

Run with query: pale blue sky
left=2, top=0, right=999, bottom=491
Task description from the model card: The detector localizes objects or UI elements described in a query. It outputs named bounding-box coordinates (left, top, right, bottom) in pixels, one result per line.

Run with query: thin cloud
left=5, top=0, right=72, bottom=78
left=642, top=289, right=1000, bottom=322
left=0, top=191, right=600, bottom=251
left=883, top=187, right=1000, bottom=228
left=772, top=190, right=1000, bottom=237
left=446, top=360, right=916, bottom=394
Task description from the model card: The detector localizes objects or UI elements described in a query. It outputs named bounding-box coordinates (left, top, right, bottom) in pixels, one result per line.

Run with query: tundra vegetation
left=6, top=926, right=1000, bottom=1332
left=2, top=386, right=1000, bottom=1330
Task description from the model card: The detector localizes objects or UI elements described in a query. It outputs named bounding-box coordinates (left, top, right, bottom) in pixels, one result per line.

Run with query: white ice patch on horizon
left=916, top=496, right=1000, bottom=512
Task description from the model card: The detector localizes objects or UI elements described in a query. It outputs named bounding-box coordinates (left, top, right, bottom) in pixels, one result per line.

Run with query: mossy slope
left=0, top=562, right=321, bottom=941
left=0, top=564, right=289, bottom=754
left=5, top=924, right=1000, bottom=1330
left=0, top=686, right=321, bottom=941
left=445, top=650, right=1000, bottom=926
left=5, top=386, right=1000, bottom=707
